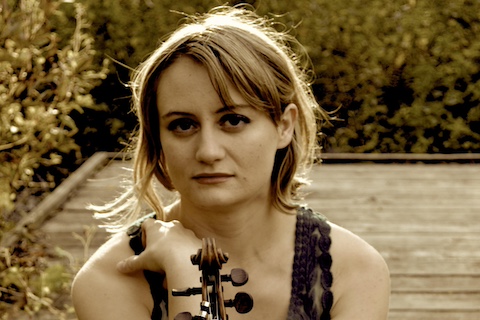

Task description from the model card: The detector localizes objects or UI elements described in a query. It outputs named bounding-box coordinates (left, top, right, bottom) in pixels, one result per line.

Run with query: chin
left=180, top=186, right=268, bottom=211
left=188, top=194, right=247, bottom=211
left=194, top=199, right=241, bottom=210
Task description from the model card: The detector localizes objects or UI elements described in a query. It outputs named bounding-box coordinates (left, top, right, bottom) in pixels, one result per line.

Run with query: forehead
left=156, top=56, right=246, bottom=113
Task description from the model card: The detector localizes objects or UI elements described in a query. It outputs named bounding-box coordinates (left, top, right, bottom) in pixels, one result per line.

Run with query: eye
left=220, top=114, right=251, bottom=131
left=167, top=118, right=198, bottom=135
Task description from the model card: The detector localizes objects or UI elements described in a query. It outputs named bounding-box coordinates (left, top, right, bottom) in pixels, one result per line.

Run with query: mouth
left=192, top=173, right=234, bottom=184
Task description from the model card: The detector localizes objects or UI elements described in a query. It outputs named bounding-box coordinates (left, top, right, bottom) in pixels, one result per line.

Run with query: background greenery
left=69, top=0, right=480, bottom=155
left=1, top=0, right=479, bottom=316
left=1, top=0, right=109, bottom=214
left=0, top=1, right=106, bottom=317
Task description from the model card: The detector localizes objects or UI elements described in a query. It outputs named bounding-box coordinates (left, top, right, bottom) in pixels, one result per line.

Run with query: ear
left=276, top=103, right=298, bottom=149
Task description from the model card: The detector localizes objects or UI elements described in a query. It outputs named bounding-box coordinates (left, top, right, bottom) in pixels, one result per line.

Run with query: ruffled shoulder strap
left=288, top=207, right=333, bottom=320
left=127, top=213, right=167, bottom=320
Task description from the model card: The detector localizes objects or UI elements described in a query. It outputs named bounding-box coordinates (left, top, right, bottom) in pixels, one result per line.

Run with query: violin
left=172, top=238, right=254, bottom=320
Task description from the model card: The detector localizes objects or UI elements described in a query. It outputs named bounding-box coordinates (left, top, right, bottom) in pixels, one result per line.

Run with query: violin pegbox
left=172, top=238, right=254, bottom=320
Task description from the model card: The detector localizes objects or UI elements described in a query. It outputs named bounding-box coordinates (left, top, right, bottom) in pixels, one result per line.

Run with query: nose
left=195, top=127, right=225, bottom=164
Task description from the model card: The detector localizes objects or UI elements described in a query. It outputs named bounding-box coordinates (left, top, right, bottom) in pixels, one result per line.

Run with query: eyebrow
left=160, top=104, right=250, bottom=119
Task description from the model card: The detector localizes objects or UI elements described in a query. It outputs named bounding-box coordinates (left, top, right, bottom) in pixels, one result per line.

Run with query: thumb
left=116, top=255, right=143, bottom=274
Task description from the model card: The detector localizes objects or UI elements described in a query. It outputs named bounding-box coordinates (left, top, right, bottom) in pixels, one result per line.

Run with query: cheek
left=247, top=128, right=280, bottom=160
left=246, top=141, right=278, bottom=169
left=159, top=140, right=186, bottom=172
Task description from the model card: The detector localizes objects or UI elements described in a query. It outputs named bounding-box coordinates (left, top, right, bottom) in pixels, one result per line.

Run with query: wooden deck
left=38, top=153, right=480, bottom=319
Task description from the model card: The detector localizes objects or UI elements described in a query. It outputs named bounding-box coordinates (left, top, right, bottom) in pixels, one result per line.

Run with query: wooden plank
left=36, top=157, right=480, bottom=319
left=321, top=152, right=480, bottom=162
left=326, top=221, right=479, bottom=233
left=306, top=186, right=480, bottom=198
left=60, top=191, right=123, bottom=211
left=45, top=230, right=108, bottom=250
left=324, top=180, right=479, bottom=190
left=44, top=229, right=109, bottom=265
left=307, top=206, right=480, bottom=216
left=309, top=198, right=480, bottom=208
left=388, top=310, right=480, bottom=320
left=391, top=275, right=480, bottom=293
left=0, top=152, right=110, bottom=249
left=308, top=163, right=480, bottom=179
left=358, top=234, right=480, bottom=253
left=390, top=292, right=480, bottom=311
left=42, top=214, right=107, bottom=233
left=378, top=255, right=480, bottom=276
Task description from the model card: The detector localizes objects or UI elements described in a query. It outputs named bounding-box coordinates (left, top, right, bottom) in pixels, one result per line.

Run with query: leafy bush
left=0, top=0, right=109, bottom=214
left=0, top=2, right=107, bottom=316
left=281, top=0, right=480, bottom=153
left=68, top=0, right=480, bottom=155
left=0, top=237, right=74, bottom=318
left=66, top=0, right=230, bottom=156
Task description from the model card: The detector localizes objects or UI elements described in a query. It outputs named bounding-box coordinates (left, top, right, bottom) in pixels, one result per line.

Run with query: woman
left=71, top=5, right=390, bottom=320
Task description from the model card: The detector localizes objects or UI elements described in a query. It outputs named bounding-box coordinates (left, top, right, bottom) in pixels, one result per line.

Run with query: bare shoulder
left=328, top=222, right=390, bottom=320
left=72, top=232, right=153, bottom=319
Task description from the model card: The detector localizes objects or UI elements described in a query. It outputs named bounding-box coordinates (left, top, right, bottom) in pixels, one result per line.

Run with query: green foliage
left=65, top=0, right=231, bottom=156
left=0, top=0, right=109, bottom=213
left=77, top=0, right=229, bottom=69
left=0, top=239, right=74, bottom=318
left=67, top=0, right=480, bottom=155
left=277, top=0, right=480, bottom=153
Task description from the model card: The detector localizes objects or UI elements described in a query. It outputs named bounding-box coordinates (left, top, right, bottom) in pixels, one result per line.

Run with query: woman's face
left=156, top=56, right=294, bottom=211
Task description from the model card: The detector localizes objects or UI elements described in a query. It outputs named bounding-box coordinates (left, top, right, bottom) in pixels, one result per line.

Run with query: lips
left=192, top=173, right=234, bottom=184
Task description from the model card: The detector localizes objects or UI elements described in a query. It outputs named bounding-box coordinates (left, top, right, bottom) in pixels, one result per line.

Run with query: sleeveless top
left=127, top=207, right=333, bottom=320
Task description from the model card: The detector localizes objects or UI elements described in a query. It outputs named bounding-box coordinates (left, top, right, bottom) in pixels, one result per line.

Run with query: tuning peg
left=224, top=292, right=254, bottom=314
left=174, top=312, right=208, bottom=320
left=172, top=287, right=202, bottom=296
left=175, top=300, right=212, bottom=320
left=221, top=268, right=249, bottom=286
left=174, top=312, right=193, bottom=320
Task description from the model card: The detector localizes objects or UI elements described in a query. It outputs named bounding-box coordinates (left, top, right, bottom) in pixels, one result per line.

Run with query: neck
left=167, top=198, right=296, bottom=258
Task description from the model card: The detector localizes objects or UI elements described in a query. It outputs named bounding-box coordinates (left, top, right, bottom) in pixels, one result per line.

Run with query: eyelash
left=220, top=114, right=251, bottom=128
left=167, top=114, right=251, bottom=135
left=167, top=118, right=197, bottom=133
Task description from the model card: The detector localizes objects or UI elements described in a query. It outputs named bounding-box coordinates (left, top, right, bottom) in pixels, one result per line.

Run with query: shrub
left=284, top=0, right=480, bottom=153
left=72, top=0, right=480, bottom=154
left=1, top=1, right=108, bottom=317
left=0, top=237, right=74, bottom=318
left=67, top=0, right=230, bottom=155
left=0, top=0, right=109, bottom=214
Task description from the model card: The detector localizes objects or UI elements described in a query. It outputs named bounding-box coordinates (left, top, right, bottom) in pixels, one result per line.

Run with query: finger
left=140, top=218, right=156, bottom=246
left=116, top=255, right=143, bottom=274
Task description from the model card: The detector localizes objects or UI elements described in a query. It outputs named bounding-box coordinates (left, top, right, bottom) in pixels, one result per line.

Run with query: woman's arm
left=71, top=233, right=154, bottom=319
left=72, top=220, right=205, bottom=319
left=329, top=223, right=391, bottom=320
left=114, top=219, right=204, bottom=319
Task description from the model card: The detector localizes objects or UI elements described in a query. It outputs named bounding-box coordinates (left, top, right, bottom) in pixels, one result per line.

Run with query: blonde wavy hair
left=95, top=5, right=328, bottom=230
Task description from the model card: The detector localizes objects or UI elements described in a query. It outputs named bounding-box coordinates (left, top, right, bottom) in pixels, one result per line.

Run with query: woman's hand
left=116, top=219, right=202, bottom=275
left=116, top=219, right=206, bottom=317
